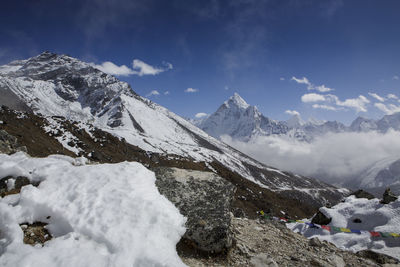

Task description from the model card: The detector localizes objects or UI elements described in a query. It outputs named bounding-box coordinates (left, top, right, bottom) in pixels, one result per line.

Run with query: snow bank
left=0, top=153, right=186, bottom=267
left=287, top=195, right=400, bottom=260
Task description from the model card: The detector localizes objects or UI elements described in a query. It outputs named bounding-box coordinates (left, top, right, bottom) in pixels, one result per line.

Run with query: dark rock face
left=350, top=189, right=375, bottom=200
left=355, top=250, right=399, bottom=264
left=311, top=211, right=332, bottom=225
left=0, top=129, right=27, bottom=154
left=381, top=188, right=398, bottom=204
left=153, top=167, right=236, bottom=253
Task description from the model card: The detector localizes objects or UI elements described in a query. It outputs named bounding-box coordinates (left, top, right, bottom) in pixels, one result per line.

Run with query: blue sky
left=1, top=0, right=400, bottom=124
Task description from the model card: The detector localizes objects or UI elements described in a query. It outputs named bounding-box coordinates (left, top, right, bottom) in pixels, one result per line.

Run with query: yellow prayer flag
left=340, top=228, right=351, bottom=232
left=260, top=210, right=264, bottom=216
left=296, top=220, right=304, bottom=223
left=390, top=233, right=400, bottom=237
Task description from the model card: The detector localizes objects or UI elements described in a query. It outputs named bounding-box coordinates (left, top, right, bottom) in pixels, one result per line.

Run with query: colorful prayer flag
left=321, top=225, right=331, bottom=231
left=369, top=231, right=381, bottom=237
left=256, top=213, right=400, bottom=238
left=380, top=232, right=391, bottom=238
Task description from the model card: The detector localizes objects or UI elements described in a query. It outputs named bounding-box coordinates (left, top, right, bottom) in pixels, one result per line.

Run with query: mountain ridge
left=0, top=51, right=346, bottom=210
left=196, top=92, right=400, bottom=142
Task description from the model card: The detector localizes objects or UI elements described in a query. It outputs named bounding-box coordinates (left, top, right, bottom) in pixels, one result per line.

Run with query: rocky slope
left=0, top=106, right=332, bottom=219
left=181, top=217, right=396, bottom=266
left=0, top=52, right=345, bottom=209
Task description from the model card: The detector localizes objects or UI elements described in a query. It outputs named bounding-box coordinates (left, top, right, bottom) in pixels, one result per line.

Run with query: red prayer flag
left=321, top=225, right=331, bottom=231
left=369, top=231, right=381, bottom=237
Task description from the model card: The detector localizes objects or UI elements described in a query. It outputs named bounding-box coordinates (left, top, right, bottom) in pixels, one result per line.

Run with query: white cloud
left=387, top=94, right=398, bottom=100
left=132, top=59, right=173, bottom=76
left=91, top=59, right=173, bottom=77
left=285, top=110, right=300, bottom=116
left=374, top=103, right=400, bottom=115
left=280, top=77, right=285, bottom=81
left=312, top=104, right=338, bottom=111
left=335, top=95, right=370, bottom=112
left=301, top=93, right=326, bottom=103
left=315, top=85, right=334, bottom=93
left=292, top=76, right=310, bottom=86
left=221, top=130, right=400, bottom=186
left=164, top=91, right=170, bottom=95
left=146, top=90, right=160, bottom=97
left=301, top=93, right=370, bottom=112
left=185, top=88, right=198, bottom=93
left=368, top=92, right=385, bottom=102
left=292, top=76, right=333, bottom=92
left=195, top=112, right=208, bottom=119
left=90, top=61, right=135, bottom=76
left=393, top=75, right=399, bottom=80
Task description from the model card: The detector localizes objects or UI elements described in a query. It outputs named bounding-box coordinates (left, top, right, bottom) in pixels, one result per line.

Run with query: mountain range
left=195, top=93, right=400, bottom=142
left=0, top=51, right=345, bottom=211
left=195, top=93, right=400, bottom=195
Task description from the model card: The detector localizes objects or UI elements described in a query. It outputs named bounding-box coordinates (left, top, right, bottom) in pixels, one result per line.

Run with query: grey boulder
left=153, top=167, right=236, bottom=253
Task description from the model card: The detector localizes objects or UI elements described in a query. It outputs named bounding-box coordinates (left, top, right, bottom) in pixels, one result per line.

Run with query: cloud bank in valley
left=221, top=130, right=400, bottom=186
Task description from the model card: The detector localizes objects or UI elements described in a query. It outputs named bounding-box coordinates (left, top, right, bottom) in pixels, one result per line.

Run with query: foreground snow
left=287, top=195, right=400, bottom=260
left=0, top=153, right=186, bottom=267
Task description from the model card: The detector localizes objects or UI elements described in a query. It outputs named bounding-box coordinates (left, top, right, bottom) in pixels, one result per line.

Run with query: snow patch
left=287, top=195, right=400, bottom=260
left=0, top=153, right=186, bottom=267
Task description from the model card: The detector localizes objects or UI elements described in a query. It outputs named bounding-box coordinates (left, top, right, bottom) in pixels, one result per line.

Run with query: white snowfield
left=0, top=153, right=186, bottom=267
left=288, top=195, right=400, bottom=260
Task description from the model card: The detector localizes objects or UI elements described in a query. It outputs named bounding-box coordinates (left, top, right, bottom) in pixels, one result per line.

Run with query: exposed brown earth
left=20, top=222, right=52, bottom=246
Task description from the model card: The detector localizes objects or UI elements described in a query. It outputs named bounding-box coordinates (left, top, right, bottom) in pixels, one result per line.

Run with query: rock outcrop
left=381, top=188, right=398, bottom=204
left=0, top=129, right=27, bottom=154
left=153, top=167, right=236, bottom=253
left=311, top=210, right=332, bottom=225
left=350, top=189, right=375, bottom=200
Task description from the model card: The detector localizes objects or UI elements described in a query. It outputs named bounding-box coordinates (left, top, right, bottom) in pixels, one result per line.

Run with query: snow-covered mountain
left=349, top=113, right=400, bottom=133
left=196, top=93, right=348, bottom=142
left=196, top=93, right=400, bottom=196
left=0, top=52, right=345, bottom=207
left=349, top=116, right=378, bottom=132
left=346, top=156, right=400, bottom=196
left=199, top=93, right=289, bottom=141
left=197, top=93, right=400, bottom=141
